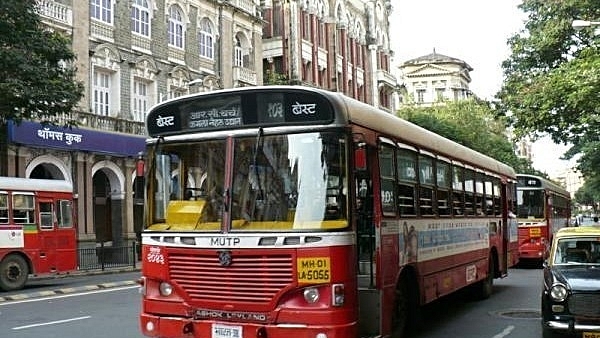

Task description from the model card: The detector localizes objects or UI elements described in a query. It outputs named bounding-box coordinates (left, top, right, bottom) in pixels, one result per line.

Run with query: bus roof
left=327, top=90, right=516, bottom=178
left=147, top=85, right=516, bottom=179
left=0, top=177, right=73, bottom=193
left=516, top=174, right=570, bottom=198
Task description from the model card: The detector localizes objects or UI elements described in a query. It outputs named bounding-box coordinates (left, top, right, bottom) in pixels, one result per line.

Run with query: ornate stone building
left=3, top=0, right=396, bottom=247
left=3, top=0, right=262, bottom=247
left=398, top=49, right=473, bottom=106
left=262, top=0, right=397, bottom=111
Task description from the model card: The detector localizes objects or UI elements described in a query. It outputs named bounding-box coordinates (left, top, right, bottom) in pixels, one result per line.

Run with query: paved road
left=0, top=266, right=140, bottom=302
left=0, top=265, right=545, bottom=338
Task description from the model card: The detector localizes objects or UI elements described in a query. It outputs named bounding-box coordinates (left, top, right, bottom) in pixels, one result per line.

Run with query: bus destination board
left=146, top=90, right=334, bottom=136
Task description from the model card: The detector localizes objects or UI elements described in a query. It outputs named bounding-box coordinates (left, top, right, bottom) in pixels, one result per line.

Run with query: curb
left=0, top=280, right=139, bottom=302
left=29, top=265, right=141, bottom=281
left=0, top=266, right=141, bottom=303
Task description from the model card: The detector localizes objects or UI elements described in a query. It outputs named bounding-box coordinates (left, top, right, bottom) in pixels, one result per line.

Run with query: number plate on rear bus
left=584, top=333, right=600, bottom=338
left=212, top=323, right=242, bottom=338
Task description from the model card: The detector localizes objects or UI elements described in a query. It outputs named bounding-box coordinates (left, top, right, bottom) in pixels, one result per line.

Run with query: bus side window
left=464, top=169, right=475, bottom=216
left=13, top=194, right=34, bottom=224
left=452, top=165, right=465, bottom=216
left=436, top=161, right=451, bottom=217
left=397, top=148, right=417, bottom=216
left=57, top=200, right=74, bottom=228
left=419, top=155, right=435, bottom=216
left=39, top=202, right=54, bottom=230
left=0, top=193, right=8, bottom=224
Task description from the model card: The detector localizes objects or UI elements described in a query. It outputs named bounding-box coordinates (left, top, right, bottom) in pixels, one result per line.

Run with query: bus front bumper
left=140, top=313, right=357, bottom=338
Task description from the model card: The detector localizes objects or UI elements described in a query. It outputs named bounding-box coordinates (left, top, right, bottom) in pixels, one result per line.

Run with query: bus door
left=36, top=198, right=57, bottom=272
left=354, top=142, right=379, bottom=336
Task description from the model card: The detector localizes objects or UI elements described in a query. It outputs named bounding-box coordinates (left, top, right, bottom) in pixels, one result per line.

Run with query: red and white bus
left=516, top=174, right=571, bottom=265
left=138, top=86, right=517, bottom=338
left=0, top=177, right=77, bottom=291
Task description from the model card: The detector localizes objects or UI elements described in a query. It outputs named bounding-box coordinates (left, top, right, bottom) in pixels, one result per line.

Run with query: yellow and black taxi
left=542, top=226, right=600, bottom=338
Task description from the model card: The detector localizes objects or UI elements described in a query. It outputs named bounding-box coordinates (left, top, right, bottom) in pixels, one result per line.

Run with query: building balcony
left=233, top=66, right=258, bottom=86
left=317, top=48, right=327, bottom=70
left=230, top=0, right=259, bottom=17
left=90, top=20, right=114, bottom=42
left=50, top=111, right=146, bottom=136
left=263, top=37, right=284, bottom=59
left=376, top=69, right=398, bottom=88
left=36, top=0, right=72, bottom=33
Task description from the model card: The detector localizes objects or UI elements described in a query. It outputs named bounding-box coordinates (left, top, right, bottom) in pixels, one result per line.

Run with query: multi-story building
left=3, top=0, right=262, bottom=248
left=398, top=49, right=473, bottom=106
left=261, top=0, right=397, bottom=111
left=4, top=0, right=395, bottom=247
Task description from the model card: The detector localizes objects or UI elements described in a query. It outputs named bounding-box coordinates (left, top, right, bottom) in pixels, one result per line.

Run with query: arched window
left=168, top=5, right=184, bottom=48
left=131, top=0, right=150, bottom=36
left=198, top=19, right=213, bottom=59
left=234, top=37, right=243, bottom=67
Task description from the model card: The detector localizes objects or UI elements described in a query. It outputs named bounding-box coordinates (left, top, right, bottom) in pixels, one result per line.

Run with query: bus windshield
left=148, top=131, right=348, bottom=232
left=517, top=189, right=544, bottom=219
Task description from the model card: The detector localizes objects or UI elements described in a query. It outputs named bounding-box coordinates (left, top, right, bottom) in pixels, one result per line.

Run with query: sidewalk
left=0, top=262, right=141, bottom=303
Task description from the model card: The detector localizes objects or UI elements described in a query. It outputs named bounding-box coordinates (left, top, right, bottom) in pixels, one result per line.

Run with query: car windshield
left=147, top=131, right=348, bottom=232
left=554, top=237, right=600, bottom=264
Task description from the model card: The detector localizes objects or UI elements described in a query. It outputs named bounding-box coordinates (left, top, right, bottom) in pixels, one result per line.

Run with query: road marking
left=0, top=285, right=138, bottom=306
left=12, top=315, right=91, bottom=330
left=492, top=325, right=515, bottom=338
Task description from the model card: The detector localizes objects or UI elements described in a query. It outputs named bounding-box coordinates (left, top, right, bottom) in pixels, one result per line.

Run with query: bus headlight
left=303, top=287, right=320, bottom=303
left=550, top=284, right=568, bottom=302
left=159, top=282, right=173, bottom=296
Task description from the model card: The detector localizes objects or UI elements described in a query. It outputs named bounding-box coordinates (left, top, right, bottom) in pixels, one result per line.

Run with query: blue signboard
left=7, top=120, right=146, bottom=157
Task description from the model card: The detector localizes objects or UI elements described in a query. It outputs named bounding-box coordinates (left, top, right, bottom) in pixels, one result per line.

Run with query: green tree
left=397, top=99, right=540, bottom=175
left=0, top=0, right=83, bottom=174
left=574, top=179, right=600, bottom=214
left=497, top=0, right=600, bottom=181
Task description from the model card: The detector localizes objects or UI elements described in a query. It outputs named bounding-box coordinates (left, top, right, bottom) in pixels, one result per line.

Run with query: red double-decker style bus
left=0, top=177, right=77, bottom=291
left=138, top=86, right=517, bottom=338
left=516, top=174, right=571, bottom=265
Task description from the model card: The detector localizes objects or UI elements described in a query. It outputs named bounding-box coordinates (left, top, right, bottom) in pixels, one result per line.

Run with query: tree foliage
left=574, top=178, right=600, bottom=213
left=497, top=0, right=600, bottom=180
left=397, top=99, right=541, bottom=175
left=0, top=0, right=84, bottom=127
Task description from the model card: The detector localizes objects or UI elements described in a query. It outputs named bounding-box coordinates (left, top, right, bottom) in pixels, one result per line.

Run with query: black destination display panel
left=147, top=90, right=334, bottom=136
left=518, top=176, right=542, bottom=187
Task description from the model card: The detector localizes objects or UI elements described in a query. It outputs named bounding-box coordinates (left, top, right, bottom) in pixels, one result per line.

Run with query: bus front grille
left=168, top=252, right=294, bottom=304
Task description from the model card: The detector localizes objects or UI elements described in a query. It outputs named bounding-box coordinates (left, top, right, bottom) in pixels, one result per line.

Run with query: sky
left=389, top=0, right=575, bottom=176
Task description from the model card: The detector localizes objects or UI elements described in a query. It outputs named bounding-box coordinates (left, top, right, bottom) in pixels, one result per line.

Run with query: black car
left=541, top=226, right=600, bottom=338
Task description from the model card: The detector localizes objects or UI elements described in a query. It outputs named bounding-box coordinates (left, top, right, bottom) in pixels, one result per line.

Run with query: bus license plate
left=584, top=332, right=600, bottom=338
left=212, top=323, right=242, bottom=338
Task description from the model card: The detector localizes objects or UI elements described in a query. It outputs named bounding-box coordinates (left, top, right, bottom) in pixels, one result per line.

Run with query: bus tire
left=391, top=274, right=420, bottom=338
left=474, top=255, right=494, bottom=300
left=0, top=254, right=29, bottom=291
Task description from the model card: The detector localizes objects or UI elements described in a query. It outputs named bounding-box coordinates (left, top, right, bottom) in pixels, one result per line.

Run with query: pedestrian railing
left=77, top=242, right=138, bottom=271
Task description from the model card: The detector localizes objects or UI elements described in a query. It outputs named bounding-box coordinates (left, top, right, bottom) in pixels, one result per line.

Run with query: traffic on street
left=0, top=267, right=543, bottom=338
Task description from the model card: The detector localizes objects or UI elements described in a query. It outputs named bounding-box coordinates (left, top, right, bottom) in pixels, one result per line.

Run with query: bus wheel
left=391, top=275, right=419, bottom=338
left=0, top=254, right=29, bottom=291
left=474, top=255, right=494, bottom=300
